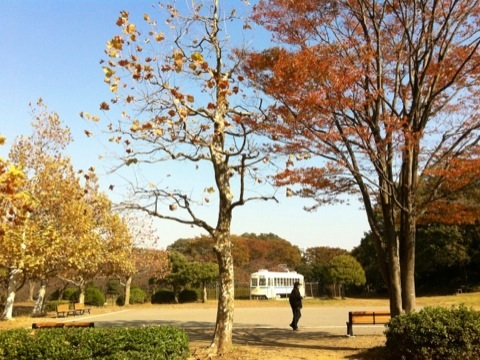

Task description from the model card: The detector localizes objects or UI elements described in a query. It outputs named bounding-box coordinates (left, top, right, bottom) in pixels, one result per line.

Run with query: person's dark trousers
left=291, top=307, right=301, bottom=329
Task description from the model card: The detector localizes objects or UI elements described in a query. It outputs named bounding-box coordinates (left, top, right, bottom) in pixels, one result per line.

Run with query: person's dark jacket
left=289, top=287, right=302, bottom=309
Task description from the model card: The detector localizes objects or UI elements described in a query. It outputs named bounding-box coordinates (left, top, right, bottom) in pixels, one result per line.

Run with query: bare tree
left=86, top=1, right=275, bottom=353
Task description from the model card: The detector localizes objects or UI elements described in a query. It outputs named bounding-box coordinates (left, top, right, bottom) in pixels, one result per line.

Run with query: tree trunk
left=387, top=233, right=403, bottom=316
left=399, top=141, right=418, bottom=313
left=28, top=280, right=36, bottom=302
left=399, top=210, right=417, bottom=313
left=400, top=225, right=416, bottom=312
left=357, top=171, right=392, bottom=303
left=202, top=281, right=207, bottom=303
left=1, top=268, right=23, bottom=320
left=173, top=285, right=179, bottom=303
left=381, top=194, right=403, bottom=316
left=32, top=280, right=47, bottom=315
left=78, top=283, right=85, bottom=304
left=211, top=238, right=234, bottom=354
left=124, top=276, right=132, bottom=306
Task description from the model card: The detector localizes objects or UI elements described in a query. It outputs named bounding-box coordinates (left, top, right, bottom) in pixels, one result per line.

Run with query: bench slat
left=73, top=303, right=91, bottom=315
left=56, top=303, right=91, bottom=317
left=347, top=311, right=391, bottom=336
left=56, top=304, right=76, bottom=318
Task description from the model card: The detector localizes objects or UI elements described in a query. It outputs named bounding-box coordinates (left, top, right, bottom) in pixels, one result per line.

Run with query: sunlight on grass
left=416, top=292, right=480, bottom=309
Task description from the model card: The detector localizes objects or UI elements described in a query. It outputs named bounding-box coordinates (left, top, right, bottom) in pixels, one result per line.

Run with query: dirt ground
left=187, top=328, right=386, bottom=359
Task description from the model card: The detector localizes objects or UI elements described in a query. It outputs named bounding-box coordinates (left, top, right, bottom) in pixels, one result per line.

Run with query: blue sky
left=0, top=0, right=369, bottom=250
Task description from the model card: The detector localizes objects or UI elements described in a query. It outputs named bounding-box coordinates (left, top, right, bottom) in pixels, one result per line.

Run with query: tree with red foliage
left=245, top=0, right=480, bottom=315
left=168, top=233, right=302, bottom=283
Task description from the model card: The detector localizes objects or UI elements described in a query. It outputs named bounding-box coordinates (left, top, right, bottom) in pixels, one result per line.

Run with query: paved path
left=64, top=305, right=390, bottom=336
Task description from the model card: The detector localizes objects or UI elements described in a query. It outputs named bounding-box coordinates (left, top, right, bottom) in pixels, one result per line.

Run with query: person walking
left=289, top=281, right=303, bottom=330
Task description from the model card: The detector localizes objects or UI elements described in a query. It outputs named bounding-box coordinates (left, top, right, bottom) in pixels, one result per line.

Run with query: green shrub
left=48, top=289, right=62, bottom=301
left=48, top=287, right=80, bottom=302
left=63, top=287, right=80, bottom=302
left=130, top=287, right=147, bottom=304
left=116, top=287, right=147, bottom=306
left=106, top=279, right=121, bottom=296
left=116, top=295, right=125, bottom=306
left=385, top=305, right=480, bottom=360
left=84, top=287, right=105, bottom=307
left=0, top=326, right=189, bottom=360
left=152, top=289, right=175, bottom=304
left=234, top=286, right=250, bottom=300
left=178, top=289, right=199, bottom=303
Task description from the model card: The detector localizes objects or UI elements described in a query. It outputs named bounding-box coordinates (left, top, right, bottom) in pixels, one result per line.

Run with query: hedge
left=0, top=325, right=189, bottom=360
left=385, top=305, right=480, bottom=359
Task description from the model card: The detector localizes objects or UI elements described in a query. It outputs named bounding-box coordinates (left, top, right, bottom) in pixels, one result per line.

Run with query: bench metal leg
left=346, top=322, right=353, bottom=336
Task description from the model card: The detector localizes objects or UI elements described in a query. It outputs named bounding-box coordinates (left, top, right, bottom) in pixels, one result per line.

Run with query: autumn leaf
left=173, top=52, right=183, bottom=72
left=116, top=11, right=128, bottom=26
left=141, top=122, right=153, bottom=130
left=84, top=130, right=93, bottom=137
left=178, top=107, right=188, bottom=118
left=125, top=24, right=136, bottom=35
left=130, top=120, right=140, bottom=133
left=191, top=52, right=204, bottom=62
left=102, top=67, right=115, bottom=78
left=125, top=158, right=138, bottom=166
left=106, top=36, right=124, bottom=57
left=0, top=136, right=6, bottom=145
left=218, top=80, right=229, bottom=89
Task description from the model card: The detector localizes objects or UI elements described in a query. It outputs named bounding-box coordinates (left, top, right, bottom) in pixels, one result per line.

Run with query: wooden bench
left=73, top=302, right=91, bottom=315
left=346, top=311, right=391, bottom=336
left=32, top=321, right=94, bottom=329
left=56, top=303, right=76, bottom=318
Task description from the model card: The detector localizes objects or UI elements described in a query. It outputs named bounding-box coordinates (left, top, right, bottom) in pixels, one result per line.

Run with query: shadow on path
left=185, top=327, right=387, bottom=359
